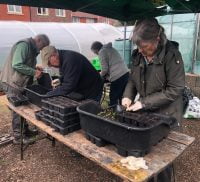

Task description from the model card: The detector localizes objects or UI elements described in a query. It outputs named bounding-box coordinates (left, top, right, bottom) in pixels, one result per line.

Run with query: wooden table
left=0, top=95, right=195, bottom=182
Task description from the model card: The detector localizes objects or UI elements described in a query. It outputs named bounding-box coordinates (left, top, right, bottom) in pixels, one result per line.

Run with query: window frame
left=7, top=5, right=22, bottom=14
left=55, top=9, right=66, bottom=17
left=37, top=7, right=49, bottom=16
left=72, top=16, right=80, bottom=23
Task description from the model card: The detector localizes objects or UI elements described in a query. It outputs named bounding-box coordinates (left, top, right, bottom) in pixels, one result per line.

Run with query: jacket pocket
left=12, top=72, right=30, bottom=88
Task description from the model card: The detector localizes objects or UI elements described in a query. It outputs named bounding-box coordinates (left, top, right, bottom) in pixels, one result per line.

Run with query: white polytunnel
left=0, top=21, right=123, bottom=70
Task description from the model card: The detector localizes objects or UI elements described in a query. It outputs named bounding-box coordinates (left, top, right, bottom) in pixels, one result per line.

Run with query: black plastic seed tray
left=42, top=117, right=51, bottom=126
left=8, top=95, right=29, bottom=107
left=116, top=111, right=175, bottom=128
left=53, top=110, right=79, bottom=120
left=51, top=122, right=81, bottom=135
left=45, top=100, right=60, bottom=111
left=56, top=104, right=77, bottom=114
left=24, top=85, right=52, bottom=107
left=42, top=99, right=50, bottom=108
left=77, top=101, right=176, bottom=157
left=54, top=117, right=80, bottom=128
left=35, top=110, right=51, bottom=125
left=35, top=110, right=43, bottom=120
left=43, top=112, right=54, bottom=122
left=42, top=96, right=80, bottom=114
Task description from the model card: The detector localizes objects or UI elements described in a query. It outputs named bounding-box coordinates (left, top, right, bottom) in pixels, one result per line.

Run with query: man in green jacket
left=0, top=34, right=50, bottom=144
left=122, top=18, right=185, bottom=182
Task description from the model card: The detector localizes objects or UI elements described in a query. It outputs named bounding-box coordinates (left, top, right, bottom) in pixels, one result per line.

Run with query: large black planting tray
left=77, top=101, right=176, bottom=157
left=24, top=85, right=52, bottom=107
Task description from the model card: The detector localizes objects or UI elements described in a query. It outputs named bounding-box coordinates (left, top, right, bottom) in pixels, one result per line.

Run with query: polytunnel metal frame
left=192, top=13, right=200, bottom=72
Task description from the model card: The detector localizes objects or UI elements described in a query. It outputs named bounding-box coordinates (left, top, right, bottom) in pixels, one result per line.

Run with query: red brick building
left=0, top=4, right=30, bottom=21
left=0, top=4, right=117, bottom=25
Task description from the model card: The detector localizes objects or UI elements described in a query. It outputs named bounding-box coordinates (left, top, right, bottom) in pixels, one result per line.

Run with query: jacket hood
left=102, top=42, right=112, bottom=49
left=170, top=41, right=179, bottom=49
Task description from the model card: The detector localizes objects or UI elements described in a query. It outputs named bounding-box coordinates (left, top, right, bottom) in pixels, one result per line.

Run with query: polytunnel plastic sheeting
left=60, top=23, right=123, bottom=60
left=158, top=14, right=196, bottom=24
left=28, top=23, right=79, bottom=51
left=116, top=15, right=197, bottom=73
left=171, top=22, right=196, bottom=72
left=0, top=21, right=36, bottom=70
left=0, top=22, right=123, bottom=70
left=157, top=14, right=196, bottom=73
left=117, top=26, right=135, bottom=39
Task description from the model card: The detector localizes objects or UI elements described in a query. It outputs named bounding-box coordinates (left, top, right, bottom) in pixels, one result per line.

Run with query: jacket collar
left=28, top=37, right=40, bottom=56
left=153, top=43, right=166, bottom=65
left=58, top=50, right=64, bottom=70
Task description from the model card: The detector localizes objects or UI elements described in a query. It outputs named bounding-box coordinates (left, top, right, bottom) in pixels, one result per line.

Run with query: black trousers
left=109, top=72, right=129, bottom=106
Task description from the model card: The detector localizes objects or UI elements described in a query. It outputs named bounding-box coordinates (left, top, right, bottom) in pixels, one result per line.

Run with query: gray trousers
left=2, top=83, right=28, bottom=139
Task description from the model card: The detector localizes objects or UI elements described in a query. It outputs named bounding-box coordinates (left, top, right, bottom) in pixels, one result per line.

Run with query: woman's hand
left=122, top=98, right=132, bottom=108
left=126, top=101, right=143, bottom=111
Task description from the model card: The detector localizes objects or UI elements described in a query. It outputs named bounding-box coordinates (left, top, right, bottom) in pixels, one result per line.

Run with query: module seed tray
left=51, top=122, right=81, bottom=135
left=41, top=106, right=50, bottom=114
left=42, top=96, right=80, bottom=114
left=53, top=117, right=80, bottom=128
left=43, top=113, right=54, bottom=122
left=42, top=99, right=50, bottom=108
left=116, top=111, right=174, bottom=128
left=53, top=110, right=79, bottom=120
left=41, top=117, right=51, bottom=126
left=77, top=101, right=176, bottom=157
left=8, top=95, right=29, bottom=107
left=35, top=110, right=43, bottom=120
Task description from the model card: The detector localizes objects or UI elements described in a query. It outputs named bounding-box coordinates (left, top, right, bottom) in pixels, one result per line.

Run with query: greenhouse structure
left=0, top=22, right=123, bottom=71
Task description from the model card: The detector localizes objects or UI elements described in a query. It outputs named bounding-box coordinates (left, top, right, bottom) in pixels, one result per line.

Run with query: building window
left=86, top=18, right=96, bottom=23
left=103, top=18, right=110, bottom=24
left=7, top=5, right=22, bottom=14
left=72, top=17, right=80, bottom=23
left=37, top=8, right=48, bottom=15
left=55, top=9, right=65, bottom=17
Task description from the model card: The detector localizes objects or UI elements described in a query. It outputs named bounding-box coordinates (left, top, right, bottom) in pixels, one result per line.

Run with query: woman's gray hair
left=132, top=18, right=167, bottom=46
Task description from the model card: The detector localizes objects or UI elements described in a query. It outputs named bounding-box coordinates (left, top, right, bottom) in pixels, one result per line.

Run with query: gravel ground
left=0, top=101, right=199, bottom=182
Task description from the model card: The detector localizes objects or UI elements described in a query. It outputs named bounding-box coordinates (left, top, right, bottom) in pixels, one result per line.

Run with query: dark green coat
left=123, top=41, right=185, bottom=125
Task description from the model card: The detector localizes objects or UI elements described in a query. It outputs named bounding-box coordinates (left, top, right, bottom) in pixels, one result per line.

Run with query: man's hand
left=122, top=98, right=132, bottom=108
left=51, top=79, right=60, bottom=89
left=35, top=69, right=43, bottom=79
left=36, top=65, right=43, bottom=72
left=126, top=101, right=143, bottom=111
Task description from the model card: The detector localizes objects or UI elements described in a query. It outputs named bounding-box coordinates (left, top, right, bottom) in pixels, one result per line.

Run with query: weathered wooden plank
left=167, top=131, right=195, bottom=145
left=0, top=95, right=195, bottom=182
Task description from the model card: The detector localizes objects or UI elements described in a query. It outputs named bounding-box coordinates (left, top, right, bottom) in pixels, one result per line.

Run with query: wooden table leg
left=20, top=117, right=25, bottom=160
left=52, top=137, right=56, bottom=147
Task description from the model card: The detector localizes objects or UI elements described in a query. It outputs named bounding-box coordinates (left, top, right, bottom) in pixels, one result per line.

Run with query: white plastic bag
left=184, top=97, right=200, bottom=119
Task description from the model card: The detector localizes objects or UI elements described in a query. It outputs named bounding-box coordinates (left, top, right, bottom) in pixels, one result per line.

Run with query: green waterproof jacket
left=123, top=41, right=185, bottom=125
